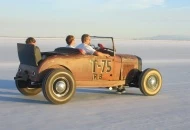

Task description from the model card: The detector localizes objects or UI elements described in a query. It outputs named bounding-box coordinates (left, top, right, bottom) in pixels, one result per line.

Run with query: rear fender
left=38, top=64, right=72, bottom=82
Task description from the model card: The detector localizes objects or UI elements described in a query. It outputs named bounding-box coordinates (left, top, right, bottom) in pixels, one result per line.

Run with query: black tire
left=138, top=68, right=162, bottom=96
left=15, top=80, right=41, bottom=96
left=42, top=69, right=76, bottom=104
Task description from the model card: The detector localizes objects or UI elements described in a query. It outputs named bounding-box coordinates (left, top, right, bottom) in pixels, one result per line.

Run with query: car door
left=73, top=55, right=95, bottom=81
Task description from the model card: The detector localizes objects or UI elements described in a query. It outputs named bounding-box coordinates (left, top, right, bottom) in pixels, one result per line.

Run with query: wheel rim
left=53, top=78, right=70, bottom=97
left=146, top=75, right=159, bottom=91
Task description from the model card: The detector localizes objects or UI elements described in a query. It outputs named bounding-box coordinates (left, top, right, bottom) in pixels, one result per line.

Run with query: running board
left=76, top=80, right=125, bottom=87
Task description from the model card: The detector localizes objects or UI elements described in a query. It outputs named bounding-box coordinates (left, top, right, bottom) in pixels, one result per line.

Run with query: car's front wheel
left=138, top=68, right=162, bottom=96
left=42, top=69, right=76, bottom=104
left=15, top=80, right=41, bottom=96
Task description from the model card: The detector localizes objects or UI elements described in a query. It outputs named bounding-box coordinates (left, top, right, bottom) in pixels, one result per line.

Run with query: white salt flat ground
left=0, top=38, right=190, bottom=130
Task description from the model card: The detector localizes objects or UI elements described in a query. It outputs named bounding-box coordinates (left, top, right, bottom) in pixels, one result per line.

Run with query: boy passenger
left=65, top=35, right=75, bottom=48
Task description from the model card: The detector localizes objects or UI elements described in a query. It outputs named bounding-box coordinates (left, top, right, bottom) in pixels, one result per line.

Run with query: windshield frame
left=90, top=36, right=115, bottom=56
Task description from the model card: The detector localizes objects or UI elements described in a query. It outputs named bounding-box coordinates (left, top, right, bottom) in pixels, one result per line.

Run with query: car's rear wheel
left=42, top=69, right=76, bottom=104
left=15, top=80, right=41, bottom=96
left=138, top=68, right=162, bottom=96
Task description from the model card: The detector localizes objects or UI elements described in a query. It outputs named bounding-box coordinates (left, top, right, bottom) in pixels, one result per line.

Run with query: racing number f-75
left=91, top=59, right=112, bottom=80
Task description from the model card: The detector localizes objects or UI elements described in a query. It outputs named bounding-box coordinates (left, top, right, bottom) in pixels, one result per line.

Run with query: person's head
left=25, top=37, right=36, bottom=46
left=81, top=34, right=90, bottom=45
left=66, top=35, right=75, bottom=46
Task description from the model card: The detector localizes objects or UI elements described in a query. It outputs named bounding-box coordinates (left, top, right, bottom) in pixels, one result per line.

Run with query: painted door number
left=91, top=60, right=112, bottom=80
left=92, top=60, right=112, bottom=73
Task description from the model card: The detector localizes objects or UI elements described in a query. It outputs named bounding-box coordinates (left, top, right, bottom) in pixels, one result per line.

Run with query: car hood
left=116, top=54, right=142, bottom=71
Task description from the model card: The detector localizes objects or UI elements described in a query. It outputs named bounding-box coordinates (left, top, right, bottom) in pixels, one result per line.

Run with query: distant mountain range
left=136, top=35, right=190, bottom=40
left=1, top=35, right=190, bottom=40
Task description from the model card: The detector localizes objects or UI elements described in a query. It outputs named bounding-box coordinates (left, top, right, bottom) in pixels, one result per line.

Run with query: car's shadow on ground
left=0, top=79, right=143, bottom=105
left=76, top=88, right=143, bottom=96
left=0, top=79, right=49, bottom=105
left=72, top=88, right=143, bottom=103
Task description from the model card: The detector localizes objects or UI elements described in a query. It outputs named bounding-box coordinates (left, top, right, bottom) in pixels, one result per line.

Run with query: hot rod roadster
left=14, top=36, right=162, bottom=104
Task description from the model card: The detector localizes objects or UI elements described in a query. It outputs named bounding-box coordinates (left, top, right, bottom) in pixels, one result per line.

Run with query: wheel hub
left=55, top=81, right=66, bottom=93
left=147, top=76, right=158, bottom=90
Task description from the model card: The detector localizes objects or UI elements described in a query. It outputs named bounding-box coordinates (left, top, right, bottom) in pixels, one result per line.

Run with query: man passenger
left=25, top=37, right=36, bottom=46
left=25, top=37, right=44, bottom=60
left=76, top=34, right=110, bottom=57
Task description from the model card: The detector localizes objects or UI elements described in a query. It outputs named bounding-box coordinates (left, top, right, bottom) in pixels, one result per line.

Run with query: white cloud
left=101, top=0, right=166, bottom=10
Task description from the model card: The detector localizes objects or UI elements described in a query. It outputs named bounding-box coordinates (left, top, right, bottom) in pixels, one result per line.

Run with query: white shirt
left=76, top=43, right=96, bottom=55
left=66, top=45, right=75, bottom=48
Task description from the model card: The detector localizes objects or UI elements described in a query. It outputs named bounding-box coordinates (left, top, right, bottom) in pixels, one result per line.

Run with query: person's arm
left=78, top=49, right=86, bottom=54
left=93, top=51, right=110, bottom=57
left=86, top=45, right=110, bottom=57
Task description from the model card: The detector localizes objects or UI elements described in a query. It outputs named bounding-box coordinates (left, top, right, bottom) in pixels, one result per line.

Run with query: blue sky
left=0, top=0, right=190, bottom=38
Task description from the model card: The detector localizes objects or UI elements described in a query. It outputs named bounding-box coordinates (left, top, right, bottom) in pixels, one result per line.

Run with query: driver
left=76, top=34, right=110, bottom=57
